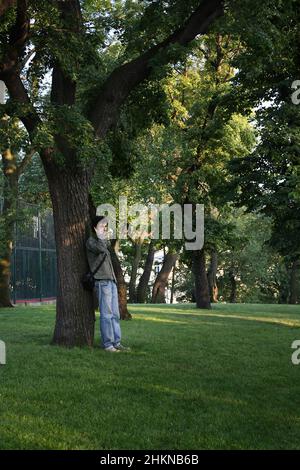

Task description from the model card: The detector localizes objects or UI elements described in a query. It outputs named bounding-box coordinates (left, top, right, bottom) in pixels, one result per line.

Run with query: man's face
left=94, top=220, right=108, bottom=239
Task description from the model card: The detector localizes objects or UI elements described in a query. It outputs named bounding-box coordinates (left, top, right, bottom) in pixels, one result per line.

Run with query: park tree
left=122, top=0, right=300, bottom=305
left=151, top=249, right=178, bottom=303
left=0, top=114, right=36, bottom=307
left=111, top=36, right=255, bottom=307
left=0, top=0, right=224, bottom=346
left=215, top=209, right=278, bottom=303
left=1, top=0, right=296, bottom=342
left=152, top=36, right=255, bottom=308
left=229, top=104, right=300, bottom=304
left=227, top=0, right=300, bottom=303
left=136, top=240, right=156, bottom=303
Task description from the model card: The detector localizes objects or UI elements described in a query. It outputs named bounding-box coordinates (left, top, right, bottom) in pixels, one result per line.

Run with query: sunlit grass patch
left=0, top=302, right=299, bottom=449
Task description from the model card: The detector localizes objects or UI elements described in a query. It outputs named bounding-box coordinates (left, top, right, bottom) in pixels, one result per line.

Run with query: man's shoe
left=114, top=344, right=131, bottom=351
left=104, top=346, right=120, bottom=353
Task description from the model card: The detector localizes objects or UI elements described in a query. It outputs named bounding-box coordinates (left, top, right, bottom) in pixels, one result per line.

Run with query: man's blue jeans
left=95, top=280, right=121, bottom=349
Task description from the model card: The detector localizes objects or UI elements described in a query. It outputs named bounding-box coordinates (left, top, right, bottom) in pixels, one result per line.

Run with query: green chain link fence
left=1, top=198, right=57, bottom=303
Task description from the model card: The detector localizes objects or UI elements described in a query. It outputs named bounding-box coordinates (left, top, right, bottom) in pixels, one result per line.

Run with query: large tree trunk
left=129, top=240, right=142, bottom=303
left=0, top=149, right=17, bottom=308
left=136, top=241, right=155, bottom=303
left=192, top=248, right=211, bottom=309
left=110, top=239, right=132, bottom=320
left=43, top=160, right=95, bottom=347
left=289, top=259, right=300, bottom=304
left=207, top=249, right=218, bottom=303
left=152, top=252, right=178, bottom=303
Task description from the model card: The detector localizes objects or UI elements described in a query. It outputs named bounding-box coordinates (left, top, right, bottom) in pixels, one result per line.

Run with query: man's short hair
left=91, top=215, right=107, bottom=231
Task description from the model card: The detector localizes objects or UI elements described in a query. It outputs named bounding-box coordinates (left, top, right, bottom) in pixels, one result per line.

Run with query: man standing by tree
left=86, top=216, right=130, bottom=352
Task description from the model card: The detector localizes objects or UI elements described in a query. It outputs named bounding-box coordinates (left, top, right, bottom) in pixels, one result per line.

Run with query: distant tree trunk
left=152, top=252, right=178, bottom=303
left=170, top=264, right=176, bottom=304
left=192, top=248, right=211, bottom=309
left=136, top=241, right=155, bottom=303
left=110, top=239, right=132, bottom=320
left=129, top=240, right=142, bottom=303
left=279, top=259, right=292, bottom=304
left=289, top=258, right=300, bottom=304
left=0, top=149, right=17, bottom=308
left=207, top=249, right=218, bottom=303
left=229, top=270, right=237, bottom=303
left=279, top=286, right=289, bottom=304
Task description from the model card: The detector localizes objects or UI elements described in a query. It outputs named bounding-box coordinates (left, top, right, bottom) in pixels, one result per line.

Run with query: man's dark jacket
left=86, top=236, right=117, bottom=283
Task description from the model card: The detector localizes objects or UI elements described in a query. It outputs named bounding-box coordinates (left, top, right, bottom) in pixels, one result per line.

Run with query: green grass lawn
left=0, top=302, right=300, bottom=450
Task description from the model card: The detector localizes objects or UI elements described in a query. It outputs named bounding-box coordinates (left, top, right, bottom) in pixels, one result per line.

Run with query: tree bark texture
left=192, top=248, right=211, bottom=309
left=152, top=252, right=178, bottom=303
left=207, top=249, right=218, bottom=303
left=137, top=241, right=155, bottom=303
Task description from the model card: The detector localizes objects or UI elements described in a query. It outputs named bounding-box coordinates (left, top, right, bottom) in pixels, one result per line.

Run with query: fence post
left=38, top=210, right=43, bottom=302
left=0, top=340, right=6, bottom=365
left=13, top=221, right=17, bottom=304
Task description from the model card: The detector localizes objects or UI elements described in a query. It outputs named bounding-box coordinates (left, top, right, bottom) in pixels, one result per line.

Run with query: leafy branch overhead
left=0, top=0, right=224, bottom=161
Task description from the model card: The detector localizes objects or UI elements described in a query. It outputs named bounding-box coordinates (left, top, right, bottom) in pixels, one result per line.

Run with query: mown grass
left=0, top=302, right=300, bottom=450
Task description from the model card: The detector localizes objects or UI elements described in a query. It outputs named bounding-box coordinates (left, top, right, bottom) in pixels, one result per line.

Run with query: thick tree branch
left=0, top=1, right=40, bottom=137
left=50, top=0, right=82, bottom=106
left=89, top=0, right=224, bottom=138
left=4, top=71, right=40, bottom=135
left=0, top=0, right=29, bottom=77
left=49, top=1, right=83, bottom=161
